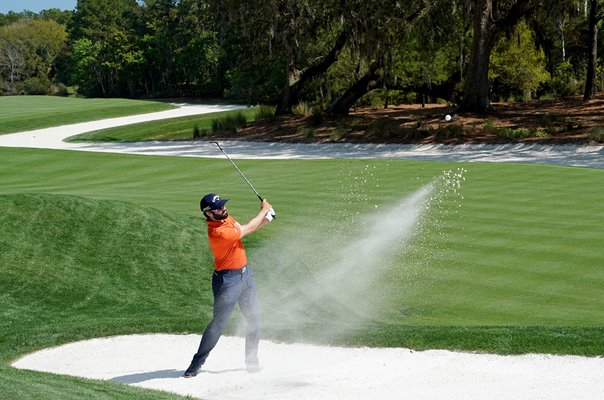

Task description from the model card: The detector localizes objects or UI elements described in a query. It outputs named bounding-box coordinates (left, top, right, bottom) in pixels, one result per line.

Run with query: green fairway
left=0, top=96, right=175, bottom=135
left=1, top=147, right=603, bottom=398
left=66, top=107, right=260, bottom=142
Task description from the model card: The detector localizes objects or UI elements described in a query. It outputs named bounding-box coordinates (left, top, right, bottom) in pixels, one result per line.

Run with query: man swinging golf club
left=184, top=193, right=274, bottom=377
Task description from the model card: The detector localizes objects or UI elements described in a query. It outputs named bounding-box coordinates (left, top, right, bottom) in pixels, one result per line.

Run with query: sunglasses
left=204, top=206, right=225, bottom=212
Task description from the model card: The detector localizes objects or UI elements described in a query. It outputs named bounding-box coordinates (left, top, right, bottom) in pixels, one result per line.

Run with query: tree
left=328, top=0, right=430, bottom=115
left=583, top=0, right=602, bottom=99
left=136, top=0, right=221, bottom=97
left=0, top=42, right=24, bottom=84
left=459, top=0, right=537, bottom=112
left=0, top=19, right=67, bottom=92
left=272, top=1, right=349, bottom=115
left=0, top=12, right=22, bottom=27
left=68, top=0, right=139, bottom=96
left=71, top=38, right=104, bottom=94
left=490, top=21, right=550, bottom=100
left=39, top=8, right=73, bottom=25
left=209, top=0, right=350, bottom=114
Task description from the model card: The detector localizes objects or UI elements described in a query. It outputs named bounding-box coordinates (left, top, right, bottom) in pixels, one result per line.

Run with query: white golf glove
left=265, top=207, right=276, bottom=222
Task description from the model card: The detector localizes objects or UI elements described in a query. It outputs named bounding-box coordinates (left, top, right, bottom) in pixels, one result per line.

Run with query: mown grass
left=66, top=107, right=259, bottom=142
left=1, top=147, right=603, bottom=398
left=0, top=96, right=175, bottom=135
left=0, top=365, right=188, bottom=400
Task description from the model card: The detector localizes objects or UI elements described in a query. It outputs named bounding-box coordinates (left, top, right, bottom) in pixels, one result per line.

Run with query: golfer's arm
left=238, top=212, right=269, bottom=239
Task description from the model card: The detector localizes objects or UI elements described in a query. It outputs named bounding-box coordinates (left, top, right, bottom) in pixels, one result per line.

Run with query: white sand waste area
left=4, top=103, right=604, bottom=399
left=0, top=103, right=602, bottom=167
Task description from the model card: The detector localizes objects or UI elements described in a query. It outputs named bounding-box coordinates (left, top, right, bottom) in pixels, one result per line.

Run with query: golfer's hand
left=260, top=199, right=272, bottom=212
left=261, top=200, right=275, bottom=221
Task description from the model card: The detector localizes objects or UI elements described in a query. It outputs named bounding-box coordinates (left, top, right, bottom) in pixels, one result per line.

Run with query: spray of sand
left=247, top=168, right=466, bottom=341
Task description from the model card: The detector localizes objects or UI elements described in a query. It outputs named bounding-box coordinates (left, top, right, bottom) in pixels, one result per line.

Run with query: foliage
left=70, top=38, right=102, bottom=96
left=224, top=58, right=284, bottom=104
left=494, top=126, right=550, bottom=139
left=547, top=60, right=582, bottom=97
left=0, top=18, right=67, bottom=92
left=68, top=0, right=141, bottom=96
left=255, top=105, right=277, bottom=120
left=490, top=20, right=550, bottom=101
left=588, top=126, right=604, bottom=142
left=211, top=111, right=248, bottom=134
left=303, top=126, right=316, bottom=138
left=19, top=76, right=52, bottom=95
left=0, top=0, right=602, bottom=117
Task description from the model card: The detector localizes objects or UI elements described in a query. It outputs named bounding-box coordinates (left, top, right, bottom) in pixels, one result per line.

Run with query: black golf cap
left=200, top=193, right=229, bottom=211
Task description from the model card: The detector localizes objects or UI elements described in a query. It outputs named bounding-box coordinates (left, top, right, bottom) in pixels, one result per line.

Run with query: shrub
left=548, top=61, right=582, bottom=98
left=433, top=124, right=465, bottom=141
left=331, top=125, right=348, bottom=141
left=52, top=82, right=70, bottom=96
left=310, top=107, right=324, bottom=126
left=533, top=127, right=550, bottom=138
left=588, top=127, right=604, bottom=143
left=366, top=118, right=397, bottom=139
left=483, top=119, right=498, bottom=135
left=20, top=76, right=51, bottom=95
left=255, top=105, right=276, bottom=120
left=211, top=112, right=247, bottom=135
left=486, top=126, right=551, bottom=140
left=303, top=127, right=315, bottom=139
left=293, top=102, right=311, bottom=116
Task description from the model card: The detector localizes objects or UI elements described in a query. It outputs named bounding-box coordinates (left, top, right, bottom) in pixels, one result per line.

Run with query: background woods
left=1, top=0, right=603, bottom=115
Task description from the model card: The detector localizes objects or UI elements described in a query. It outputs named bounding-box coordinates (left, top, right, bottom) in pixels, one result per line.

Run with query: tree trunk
left=275, top=30, right=347, bottom=115
left=275, top=56, right=296, bottom=115
left=328, top=63, right=381, bottom=116
left=583, top=0, right=598, bottom=100
left=458, top=0, right=534, bottom=112
left=459, top=0, right=498, bottom=112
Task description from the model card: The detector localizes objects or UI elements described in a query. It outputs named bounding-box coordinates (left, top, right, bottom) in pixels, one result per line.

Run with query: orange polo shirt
left=206, top=215, right=247, bottom=271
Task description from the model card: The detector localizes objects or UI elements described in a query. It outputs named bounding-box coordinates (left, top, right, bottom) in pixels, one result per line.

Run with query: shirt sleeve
left=214, top=223, right=241, bottom=242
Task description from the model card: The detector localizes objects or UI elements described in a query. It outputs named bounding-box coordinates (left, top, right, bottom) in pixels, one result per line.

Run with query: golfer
left=184, top=193, right=273, bottom=378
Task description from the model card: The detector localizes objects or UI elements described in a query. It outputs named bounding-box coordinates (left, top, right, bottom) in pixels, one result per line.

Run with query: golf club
left=213, top=141, right=276, bottom=219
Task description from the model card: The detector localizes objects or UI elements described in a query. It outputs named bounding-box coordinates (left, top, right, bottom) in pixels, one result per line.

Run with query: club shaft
left=214, top=142, right=263, bottom=202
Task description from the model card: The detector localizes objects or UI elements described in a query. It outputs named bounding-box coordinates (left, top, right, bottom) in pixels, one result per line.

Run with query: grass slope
left=1, top=194, right=211, bottom=363
left=0, top=96, right=174, bottom=135
left=1, top=193, right=209, bottom=399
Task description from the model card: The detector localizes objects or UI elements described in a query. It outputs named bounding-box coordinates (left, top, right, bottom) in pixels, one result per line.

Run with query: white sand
left=11, top=334, right=604, bottom=400
left=5, top=104, right=604, bottom=399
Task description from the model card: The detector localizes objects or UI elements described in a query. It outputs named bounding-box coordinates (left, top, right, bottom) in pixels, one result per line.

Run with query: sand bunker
left=12, top=334, right=604, bottom=400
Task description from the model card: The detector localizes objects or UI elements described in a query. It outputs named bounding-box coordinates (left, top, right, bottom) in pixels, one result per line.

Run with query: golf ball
left=445, top=114, right=452, bottom=121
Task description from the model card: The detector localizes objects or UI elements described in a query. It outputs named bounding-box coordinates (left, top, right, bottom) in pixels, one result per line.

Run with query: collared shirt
left=206, top=215, right=247, bottom=271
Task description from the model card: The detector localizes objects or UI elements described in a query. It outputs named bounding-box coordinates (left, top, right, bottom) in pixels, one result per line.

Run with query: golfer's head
left=200, top=193, right=229, bottom=220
